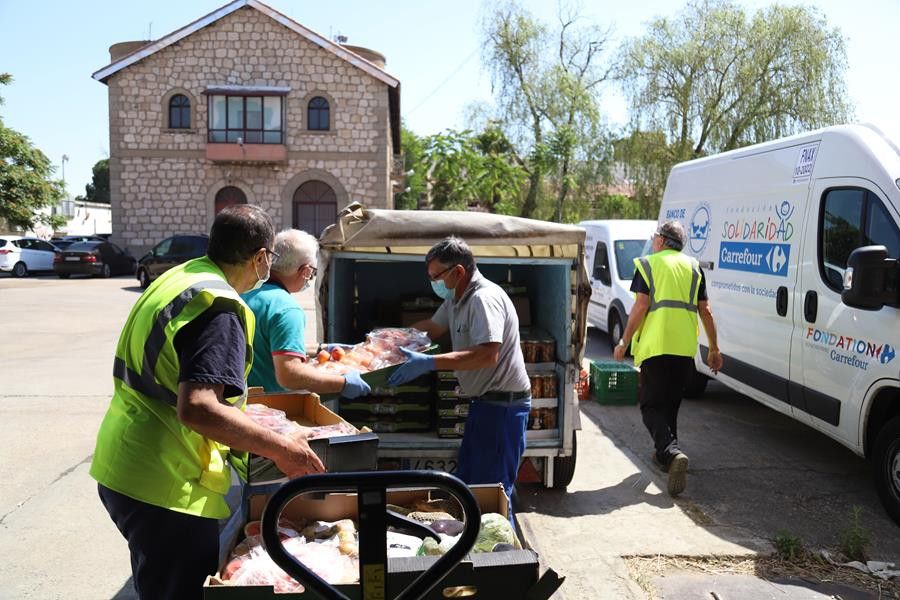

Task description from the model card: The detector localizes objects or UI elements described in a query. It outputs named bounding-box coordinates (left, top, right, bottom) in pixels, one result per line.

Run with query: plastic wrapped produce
left=224, top=521, right=359, bottom=588
left=473, top=513, right=519, bottom=553
left=315, top=328, right=431, bottom=374
left=420, top=533, right=460, bottom=556
left=386, top=531, right=424, bottom=558
left=244, top=404, right=303, bottom=436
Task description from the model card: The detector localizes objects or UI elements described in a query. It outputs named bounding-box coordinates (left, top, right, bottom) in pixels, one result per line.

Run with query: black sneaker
left=667, top=452, right=689, bottom=496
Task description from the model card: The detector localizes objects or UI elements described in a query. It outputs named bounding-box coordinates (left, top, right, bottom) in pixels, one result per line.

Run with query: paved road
left=1, top=275, right=897, bottom=599
left=517, top=328, right=900, bottom=599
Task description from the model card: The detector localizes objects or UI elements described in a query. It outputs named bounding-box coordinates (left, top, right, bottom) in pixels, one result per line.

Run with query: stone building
left=93, top=0, right=401, bottom=254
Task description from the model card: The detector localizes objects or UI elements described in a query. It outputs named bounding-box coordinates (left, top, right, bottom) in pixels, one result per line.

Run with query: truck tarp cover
left=317, top=203, right=590, bottom=362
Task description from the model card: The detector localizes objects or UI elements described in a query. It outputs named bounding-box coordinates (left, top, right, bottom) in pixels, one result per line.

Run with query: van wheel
left=608, top=312, right=623, bottom=350
left=872, top=416, right=900, bottom=525
left=12, top=261, right=27, bottom=278
left=138, top=269, right=150, bottom=289
left=684, top=363, right=709, bottom=398
left=552, top=433, right=577, bottom=489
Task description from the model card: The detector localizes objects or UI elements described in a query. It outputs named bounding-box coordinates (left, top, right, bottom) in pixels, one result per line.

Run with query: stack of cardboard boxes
left=339, top=376, right=435, bottom=433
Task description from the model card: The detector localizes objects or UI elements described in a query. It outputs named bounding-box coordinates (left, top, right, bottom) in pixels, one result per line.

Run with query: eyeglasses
left=428, top=264, right=457, bottom=282
left=262, top=247, right=280, bottom=259
left=306, top=265, right=318, bottom=278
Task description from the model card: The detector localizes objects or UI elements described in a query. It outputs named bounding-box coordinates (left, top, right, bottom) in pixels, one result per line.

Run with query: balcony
left=206, top=143, right=286, bottom=164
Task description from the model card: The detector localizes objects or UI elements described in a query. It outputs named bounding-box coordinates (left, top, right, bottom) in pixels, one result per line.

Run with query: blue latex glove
left=323, top=343, right=354, bottom=352
left=387, top=347, right=435, bottom=386
left=341, top=370, right=371, bottom=399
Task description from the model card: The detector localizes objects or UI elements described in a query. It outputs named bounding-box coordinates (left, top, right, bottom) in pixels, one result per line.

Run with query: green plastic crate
left=590, top=360, right=639, bottom=405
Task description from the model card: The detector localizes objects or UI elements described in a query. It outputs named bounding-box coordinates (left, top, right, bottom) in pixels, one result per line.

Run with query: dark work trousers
left=98, top=484, right=219, bottom=600
left=638, top=355, right=693, bottom=465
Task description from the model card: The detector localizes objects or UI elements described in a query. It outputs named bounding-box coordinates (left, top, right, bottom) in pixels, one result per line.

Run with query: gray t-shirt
left=432, top=270, right=531, bottom=397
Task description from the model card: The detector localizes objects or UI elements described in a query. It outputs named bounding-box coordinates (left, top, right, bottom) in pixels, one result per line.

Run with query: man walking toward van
left=613, top=220, right=723, bottom=496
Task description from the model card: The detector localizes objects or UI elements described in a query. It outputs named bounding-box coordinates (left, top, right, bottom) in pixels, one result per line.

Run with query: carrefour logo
left=720, top=242, right=791, bottom=277
left=688, top=203, right=711, bottom=254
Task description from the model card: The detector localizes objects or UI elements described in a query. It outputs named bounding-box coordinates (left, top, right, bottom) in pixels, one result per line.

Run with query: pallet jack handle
left=261, top=470, right=481, bottom=600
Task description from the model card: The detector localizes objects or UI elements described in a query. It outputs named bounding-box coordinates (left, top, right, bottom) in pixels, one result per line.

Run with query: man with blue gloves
left=387, top=237, right=531, bottom=499
left=242, top=229, right=369, bottom=399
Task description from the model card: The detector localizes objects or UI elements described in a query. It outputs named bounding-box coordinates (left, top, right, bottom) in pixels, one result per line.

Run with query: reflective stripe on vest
left=631, top=250, right=701, bottom=366
left=636, top=257, right=699, bottom=313
left=91, top=258, right=254, bottom=519
left=111, top=279, right=235, bottom=406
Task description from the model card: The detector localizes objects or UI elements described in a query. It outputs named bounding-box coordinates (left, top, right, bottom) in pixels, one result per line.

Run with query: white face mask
left=250, top=254, right=270, bottom=292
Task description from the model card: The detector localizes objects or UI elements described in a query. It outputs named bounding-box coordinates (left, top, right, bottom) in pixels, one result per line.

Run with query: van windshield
left=614, top=239, right=648, bottom=281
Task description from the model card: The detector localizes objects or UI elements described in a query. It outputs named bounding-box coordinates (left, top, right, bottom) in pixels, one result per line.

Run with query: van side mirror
left=841, top=245, right=899, bottom=310
left=594, top=264, right=611, bottom=286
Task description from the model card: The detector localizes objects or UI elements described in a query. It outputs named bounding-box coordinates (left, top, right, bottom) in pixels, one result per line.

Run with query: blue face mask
left=431, top=279, right=455, bottom=300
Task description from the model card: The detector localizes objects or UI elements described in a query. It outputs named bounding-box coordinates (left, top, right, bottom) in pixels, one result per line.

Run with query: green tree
left=413, top=129, right=526, bottom=212
left=483, top=1, right=614, bottom=221
left=619, top=0, right=852, bottom=161
left=76, top=159, right=110, bottom=204
left=0, top=73, right=65, bottom=230
left=613, top=130, right=676, bottom=218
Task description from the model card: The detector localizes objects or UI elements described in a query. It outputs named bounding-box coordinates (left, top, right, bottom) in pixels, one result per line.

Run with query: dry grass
left=625, top=553, right=900, bottom=599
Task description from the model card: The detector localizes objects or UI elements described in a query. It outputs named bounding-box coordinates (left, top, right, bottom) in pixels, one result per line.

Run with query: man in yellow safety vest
left=613, top=220, right=723, bottom=496
left=90, top=205, right=324, bottom=600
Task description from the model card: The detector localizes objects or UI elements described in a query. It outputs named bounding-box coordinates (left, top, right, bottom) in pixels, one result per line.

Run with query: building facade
left=94, top=0, right=401, bottom=254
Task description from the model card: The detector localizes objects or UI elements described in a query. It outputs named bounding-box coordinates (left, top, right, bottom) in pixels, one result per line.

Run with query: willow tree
left=483, top=1, right=613, bottom=221
left=619, top=0, right=852, bottom=162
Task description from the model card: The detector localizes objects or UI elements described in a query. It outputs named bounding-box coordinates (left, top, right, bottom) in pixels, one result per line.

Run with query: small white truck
left=315, top=204, right=590, bottom=489
left=657, top=124, right=900, bottom=523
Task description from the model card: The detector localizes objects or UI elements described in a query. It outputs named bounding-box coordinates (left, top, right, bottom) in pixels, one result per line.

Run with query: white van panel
left=660, top=124, right=900, bottom=456
left=662, top=142, right=812, bottom=415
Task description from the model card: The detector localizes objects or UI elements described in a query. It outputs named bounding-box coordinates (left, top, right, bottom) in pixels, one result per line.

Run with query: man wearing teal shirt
left=242, top=229, right=369, bottom=398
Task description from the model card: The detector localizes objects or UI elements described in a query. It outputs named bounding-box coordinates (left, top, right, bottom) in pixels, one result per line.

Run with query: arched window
left=307, top=96, right=330, bottom=131
left=293, top=180, right=337, bottom=236
left=214, top=186, right=247, bottom=215
left=168, top=94, right=191, bottom=129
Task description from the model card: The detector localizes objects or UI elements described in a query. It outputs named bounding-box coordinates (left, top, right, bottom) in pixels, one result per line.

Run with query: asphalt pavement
left=1, top=274, right=897, bottom=599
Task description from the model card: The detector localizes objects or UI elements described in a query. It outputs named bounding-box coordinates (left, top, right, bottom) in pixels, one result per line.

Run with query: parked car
left=53, top=241, right=136, bottom=278
left=136, top=234, right=209, bottom=288
left=50, top=235, right=107, bottom=251
left=0, top=236, right=60, bottom=277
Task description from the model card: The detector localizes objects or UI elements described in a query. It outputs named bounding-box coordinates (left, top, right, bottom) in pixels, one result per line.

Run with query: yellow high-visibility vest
left=90, top=256, right=254, bottom=519
left=631, top=249, right=701, bottom=367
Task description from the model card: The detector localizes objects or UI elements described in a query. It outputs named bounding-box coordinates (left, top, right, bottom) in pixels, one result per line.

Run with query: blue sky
left=1, top=0, right=897, bottom=196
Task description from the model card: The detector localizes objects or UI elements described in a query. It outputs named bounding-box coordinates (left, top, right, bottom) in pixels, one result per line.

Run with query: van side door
left=793, top=180, right=900, bottom=447
left=588, top=240, right=613, bottom=332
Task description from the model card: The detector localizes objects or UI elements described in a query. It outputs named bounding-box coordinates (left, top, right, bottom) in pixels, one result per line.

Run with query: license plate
left=403, top=457, right=458, bottom=474
left=65, top=256, right=80, bottom=261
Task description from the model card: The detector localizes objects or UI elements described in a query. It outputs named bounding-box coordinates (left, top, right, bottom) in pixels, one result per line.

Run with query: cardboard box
left=341, top=414, right=433, bottom=434
left=205, top=484, right=563, bottom=599
left=437, top=416, right=466, bottom=438
left=435, top=397, right=470, bottom=419
left=246, top=391, right=379, bottom=483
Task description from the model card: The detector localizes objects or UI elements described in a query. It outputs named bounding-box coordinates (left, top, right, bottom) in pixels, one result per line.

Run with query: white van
left=580, top=220, right=657, bottom=347
left=658, top=124, right=900, bottom=523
